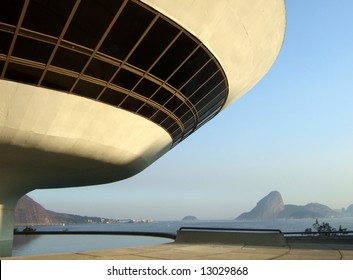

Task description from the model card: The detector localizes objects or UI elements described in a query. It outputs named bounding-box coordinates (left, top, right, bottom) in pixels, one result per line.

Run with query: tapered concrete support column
left=0, top=197, right=17, bottom=257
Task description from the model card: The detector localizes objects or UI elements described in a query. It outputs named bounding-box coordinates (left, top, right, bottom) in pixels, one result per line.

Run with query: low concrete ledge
left=176, top=228, right=287, bottom=247
left=0, top=240, right=13, bottom=257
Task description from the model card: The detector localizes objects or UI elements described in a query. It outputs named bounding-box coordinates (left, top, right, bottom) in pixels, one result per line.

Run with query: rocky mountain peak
left=236, top=191, right=285, bottom=220
left=15, top=195, right=58, bottom=225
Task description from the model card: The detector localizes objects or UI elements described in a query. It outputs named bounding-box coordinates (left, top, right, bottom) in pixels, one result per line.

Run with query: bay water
left=12, top=217, right=353, bottom=257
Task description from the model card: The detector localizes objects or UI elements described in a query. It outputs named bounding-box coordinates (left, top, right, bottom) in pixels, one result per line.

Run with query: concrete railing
left=176, top=227, right=287, bottom=246
left=14, top=230, right=176, bottom=240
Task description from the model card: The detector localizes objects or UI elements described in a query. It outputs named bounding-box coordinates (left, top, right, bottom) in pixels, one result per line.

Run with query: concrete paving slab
left=341, top=251, right=353, bottom=260
left=277, top=249, right=341, bottom=260
left=3, top=241, right=353, bottom=260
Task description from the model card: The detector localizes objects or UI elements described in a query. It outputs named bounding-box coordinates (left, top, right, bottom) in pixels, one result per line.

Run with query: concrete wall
left=176, top=230, right=287, bottom=247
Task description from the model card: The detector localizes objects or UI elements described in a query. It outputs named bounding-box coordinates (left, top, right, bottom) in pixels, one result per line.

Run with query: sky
left=29, top=0, right=353, bottom=221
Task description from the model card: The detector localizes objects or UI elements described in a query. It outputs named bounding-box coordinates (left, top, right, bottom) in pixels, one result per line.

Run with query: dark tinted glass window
left=151, top=110, right=168, bottom=123
left=181, top=111, right=194, bottom=124
left=42, top=71, right=76, bottom=91
left=198, top=95, right=226, bottom=116
left=181, top=60, right=219, bottom=97
left=12, top=36, right=54, bottom=63
left=134, top=78, right=159, bottom=98
left=165, top=96, right=183, bottom=112
left=174, top=104, right=189, bottom=117
left=151, top=33, right=197, bottom=80
left=0, top=61, right=4, bottom=73
left=0, top=31, right=13, bottom=54
left=170, top=123, right=182, bottom=137
left=73, top=80, right=103, bottom=99
left=51, top=47, right=89, bottom=72
left=112, top=68, right=140, bottom=90
left=100, top=1, right=155, bottom=60
left=99, top=88, right=126, bottom=106
left=22, top=0, right=75, bottom=37
left=171, top=130, right=182, bottom=141
left=168, top=47, right=209, bottom=89
left=120, top=96, right=144, bottom=112
left=64, top=0, right=124, bottom=49
left=127, top=17, right=179, bottom=70
left=184, top=119, right=195, bottom=132
left=0, top=0, right=25, bottom=25
left=191, top=71, right=224, bottom=102
left=138, top=103, right=157, bottom=118
left=189, top=72, right=223, bottom=104
left=190, top=73, right=223, bottom=106
left=84, top=58, right=117, bottom=81
left=151, top=87, right=172, bottom=105
left=199, top=97, right=225, bottom=118
left=194, top=80, right=226, bottom=109
left=5, top=63, right=43, bottom=84
left=161, top=116, right=175, bottom=130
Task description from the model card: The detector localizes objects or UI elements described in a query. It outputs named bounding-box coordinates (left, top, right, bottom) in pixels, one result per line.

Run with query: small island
left=182, top=215, right=198, bottom=221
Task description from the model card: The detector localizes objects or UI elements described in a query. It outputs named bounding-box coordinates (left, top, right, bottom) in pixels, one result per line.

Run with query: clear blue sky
left=29, top=0, right=353, bottom=220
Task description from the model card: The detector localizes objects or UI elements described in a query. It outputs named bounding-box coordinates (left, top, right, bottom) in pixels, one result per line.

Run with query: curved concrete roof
left=0, top=0, right=287, bottom=195
left=142, top=0, right=286, bottom=108
left=0, top=0, right=287, bottom=192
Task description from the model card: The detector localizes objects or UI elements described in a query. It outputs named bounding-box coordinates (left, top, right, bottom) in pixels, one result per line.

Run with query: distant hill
left=236, top=191, right=338, bottom=220
left=182, top=215, right=198, bottom=221
left=346, top=204, right=353, bottom=215
left=15, top=195, right=58, bottom=225
left=15, top=195, right=112, bottom=226
left=236, top=191, right=284, bottom=220
left=277, top=203, right=335, bottom=219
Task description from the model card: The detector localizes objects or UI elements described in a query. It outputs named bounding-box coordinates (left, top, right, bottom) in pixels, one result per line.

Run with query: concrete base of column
left=0, top=200, right=17, bottom=257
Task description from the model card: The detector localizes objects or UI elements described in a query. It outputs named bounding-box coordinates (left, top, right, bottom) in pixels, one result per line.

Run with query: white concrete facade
left=0, top=0, right=286, bottom=256
left=142, top=0, right=286, bottom=107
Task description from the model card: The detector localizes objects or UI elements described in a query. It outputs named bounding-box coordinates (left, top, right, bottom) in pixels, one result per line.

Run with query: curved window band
left=0, top=0, right=228, bottom=146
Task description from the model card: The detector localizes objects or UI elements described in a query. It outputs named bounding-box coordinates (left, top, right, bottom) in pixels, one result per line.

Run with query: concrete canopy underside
left=0, top=80, right=172, bottom=195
